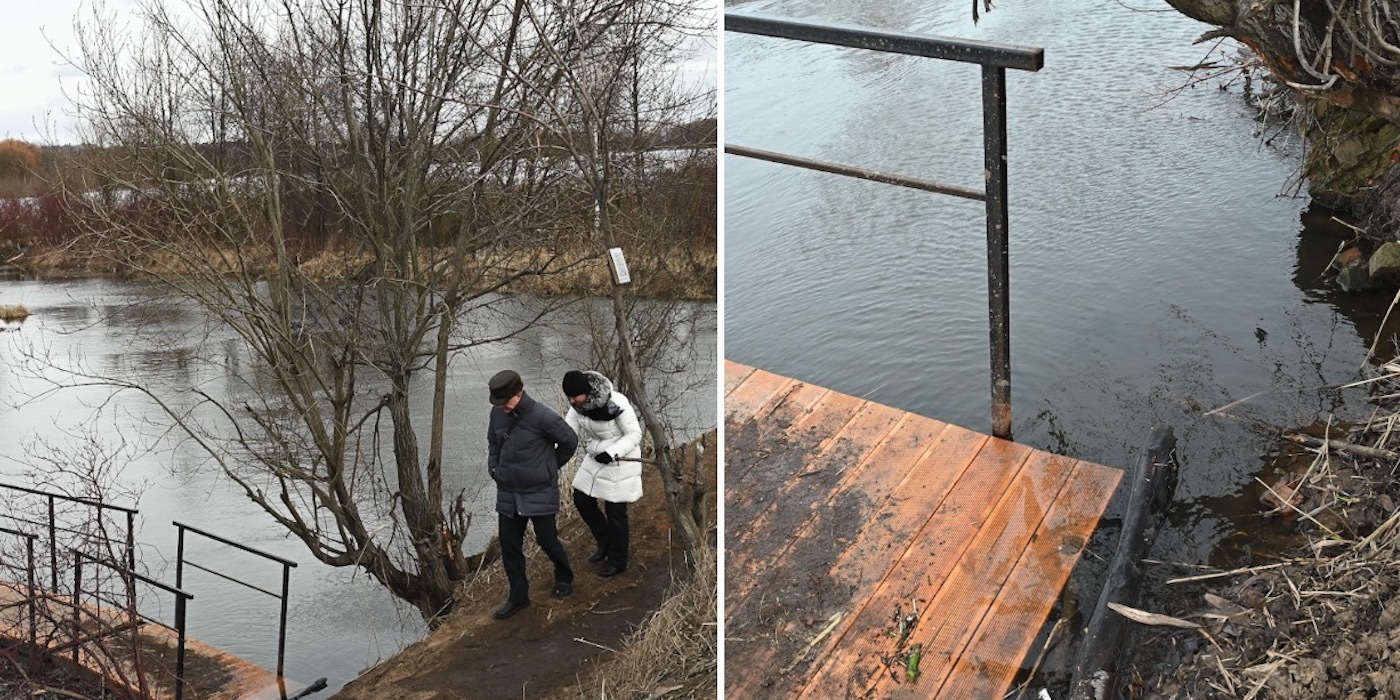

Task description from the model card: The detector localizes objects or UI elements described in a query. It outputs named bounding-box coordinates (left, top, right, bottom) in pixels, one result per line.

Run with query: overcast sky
left=1, top=2, right=715, bottom=146
left=1, top=3, right=88, bottom=144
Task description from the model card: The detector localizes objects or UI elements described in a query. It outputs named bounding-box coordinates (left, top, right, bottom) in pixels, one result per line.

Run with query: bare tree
left=51, top=0, right=680, bottom=623
left=522, top=0, right=717, bottom=557
left=1153, top=0, right=1400, bottom=125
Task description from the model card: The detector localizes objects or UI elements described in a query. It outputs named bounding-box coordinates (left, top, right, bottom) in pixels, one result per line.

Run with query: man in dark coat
left=486, top=369, right=578, bottom=619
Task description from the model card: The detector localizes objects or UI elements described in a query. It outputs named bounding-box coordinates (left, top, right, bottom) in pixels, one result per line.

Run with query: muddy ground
left=330, top=452, right=715, bottom=700
left=1115, top=371, right=1400, bottom=699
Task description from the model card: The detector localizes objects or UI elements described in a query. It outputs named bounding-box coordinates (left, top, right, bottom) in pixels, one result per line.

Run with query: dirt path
left=330, top=468, right=683, bottom=700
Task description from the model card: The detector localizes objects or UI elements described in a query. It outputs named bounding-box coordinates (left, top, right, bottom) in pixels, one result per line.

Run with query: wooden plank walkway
left=724, top=361, right=1124, bottom=699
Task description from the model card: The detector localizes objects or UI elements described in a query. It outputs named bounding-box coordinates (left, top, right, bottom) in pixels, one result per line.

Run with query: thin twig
left=573, top=637, right=620, bottom=653
left=1007, top=618, right=1066, bottom=700
left=1284, top=433, right=1400, bottom=462
left=1354, top=506, right=1400, bottom=552
left=1166, top=562, right=1292, bottom=584
left=779, top=611, right=846, bottom=675
left=1204, top=389, right=1272, bottom=416
left=1242, top=659, right=1284, bottom=700
left=1257, top=477, right=1344, bottom=540
left=1362, top=286, right=1400, bottom=368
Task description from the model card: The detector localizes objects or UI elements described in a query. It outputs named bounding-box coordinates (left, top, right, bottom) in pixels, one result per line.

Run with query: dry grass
left=1147, top=363, right=1400, bottom=698
left=0, top=304, right=29, bottom=322
left=16, top=240, right=715, bottom=302
left=561, top=549, right=718, bottom=700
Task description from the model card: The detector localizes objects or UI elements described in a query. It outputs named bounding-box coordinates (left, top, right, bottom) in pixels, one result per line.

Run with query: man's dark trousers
left=499, top=512, right=574, bottom=603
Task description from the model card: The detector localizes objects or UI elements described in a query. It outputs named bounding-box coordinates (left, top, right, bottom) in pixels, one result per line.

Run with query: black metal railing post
left=175, top=593, right=188, bottom=700
left=174, top=521, right=299, bottom=679
left=71, top=551, right=82, bottom=665
left=126, top=510, right=136, bottom=574
left=0, top=526, right=41, bottom=647
left=277, top=565, right=291, bottom=677
left=725, top=13, right=1043, bottom=440
left=48, top=495, right=57, bottom=592
left=982, top=63, right=1013, bottom=439
left=71, top=550, right=194, bottom=700
left=175, top=525, right=185, bottom=590
left=25, top=532, right=36, bottom=648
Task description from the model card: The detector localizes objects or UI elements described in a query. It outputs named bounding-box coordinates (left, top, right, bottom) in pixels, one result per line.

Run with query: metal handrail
left=0, top=525, right=39, bottom=647
left=0, top=482, right=138, bottom=589
left=73, top=550, right=194, bottom=700
left=725, top=12, right=1045, bottom=438
left=725, top=14, right=1043, bottom=69
left=175, top=520, right=298, bottom=677
left=1, top=487, right=306, bottom=696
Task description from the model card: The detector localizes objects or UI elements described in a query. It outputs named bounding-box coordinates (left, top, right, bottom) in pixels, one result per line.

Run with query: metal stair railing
left=0, top=525, right=39, bottom=648
left=0, top=481, right=137, bottom=591
left=71, top=550, right=194, bottom=700
left=175, top=520, right=299, bottom=678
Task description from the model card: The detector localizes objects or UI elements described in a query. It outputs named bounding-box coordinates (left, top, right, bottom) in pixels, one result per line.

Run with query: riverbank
left=330, top=432, right=717, bottom=700
left=2, top=239, right=716, bottom=303
left=1130, top=364, right=1400, bottom=697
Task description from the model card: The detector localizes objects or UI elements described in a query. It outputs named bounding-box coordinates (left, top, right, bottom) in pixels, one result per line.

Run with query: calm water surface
left=726, top=0, right=1395, bottom=586
left=0, top=276, right=715, bottom=693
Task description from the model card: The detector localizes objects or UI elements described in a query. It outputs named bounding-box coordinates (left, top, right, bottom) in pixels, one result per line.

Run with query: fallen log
left=1283, top=433, right=1400, bottom=462
left=1068, top=424, right=1178, bottom=700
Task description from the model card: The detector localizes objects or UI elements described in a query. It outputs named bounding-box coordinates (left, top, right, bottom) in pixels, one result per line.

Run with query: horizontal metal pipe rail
left=724, top=145, right=987, bottom=201
left=725, top=12, right=1045, bottom=439
left=175, top=520, right=298, bottom=677
left=725, top=13, right=1043, bottom=69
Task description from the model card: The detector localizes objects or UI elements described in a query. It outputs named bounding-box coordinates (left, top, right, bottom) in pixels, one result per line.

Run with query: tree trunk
left=1068, top=425, right=1179, bottom=700
left=386, top=384, right=458, bottom=623
left=1163, top=0, right=1400, bottom=126
left=605, top=269, right=704, bottom=556
left=590, top=127, right=704, bottom=557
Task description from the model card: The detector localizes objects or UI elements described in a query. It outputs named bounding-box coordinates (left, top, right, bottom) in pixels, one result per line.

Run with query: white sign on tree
left=609, top=247, right=631, bottom=285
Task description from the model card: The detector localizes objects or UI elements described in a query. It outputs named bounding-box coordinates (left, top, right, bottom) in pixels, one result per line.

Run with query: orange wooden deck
left=724, top=361, right=1124, bottom=699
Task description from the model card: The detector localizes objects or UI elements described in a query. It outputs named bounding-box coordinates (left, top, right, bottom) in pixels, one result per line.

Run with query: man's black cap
left=488, top=370, right=524, bottom=405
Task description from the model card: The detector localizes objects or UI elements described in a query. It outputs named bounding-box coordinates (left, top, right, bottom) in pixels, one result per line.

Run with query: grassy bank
left=4, top=240, right=716, bottom=303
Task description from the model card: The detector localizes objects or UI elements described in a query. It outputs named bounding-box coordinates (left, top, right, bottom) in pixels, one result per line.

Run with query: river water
left=0, top=274, right=715, bottom=693
left=725, top=0, right=1396, bottom=649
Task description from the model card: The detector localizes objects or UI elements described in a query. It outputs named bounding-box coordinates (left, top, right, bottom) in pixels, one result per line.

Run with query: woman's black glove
left=594, top=451, right=613, bottom=464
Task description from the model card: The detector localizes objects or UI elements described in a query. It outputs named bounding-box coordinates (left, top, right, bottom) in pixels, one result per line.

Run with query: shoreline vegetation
left=1112, top=56, right=1400, bottom=698
left=0, top=304, right=27, bottom=322
left=0, top=238, right=717, bottom=303
left=0, top=132, right=719, bottom=305
left=1132, top=364, right=1400, bottom=697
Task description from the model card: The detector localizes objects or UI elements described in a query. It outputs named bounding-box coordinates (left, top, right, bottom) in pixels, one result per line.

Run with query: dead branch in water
left=1283, top=433, right=1400, bottom=462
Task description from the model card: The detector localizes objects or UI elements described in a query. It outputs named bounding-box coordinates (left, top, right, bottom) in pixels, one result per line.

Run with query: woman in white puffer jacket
left=562, top=370, right=643, bottom=577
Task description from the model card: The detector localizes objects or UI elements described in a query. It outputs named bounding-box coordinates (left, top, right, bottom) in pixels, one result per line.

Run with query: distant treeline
left=0, top=129, right=716, bottom=277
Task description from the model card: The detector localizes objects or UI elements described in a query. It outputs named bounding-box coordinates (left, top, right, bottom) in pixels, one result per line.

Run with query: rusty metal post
left=48, top=495, right=58, bottom=592
left=175, top=593, right=188, bottom=700
left=25, top=534, right=36, bottom=648
left=982, top=64, right=1013, bottom=440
